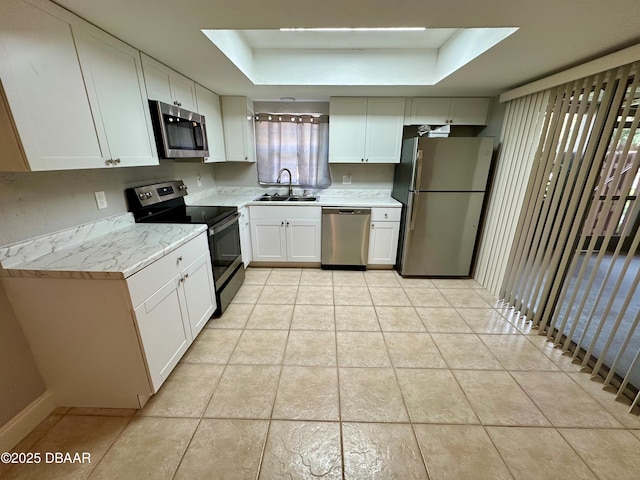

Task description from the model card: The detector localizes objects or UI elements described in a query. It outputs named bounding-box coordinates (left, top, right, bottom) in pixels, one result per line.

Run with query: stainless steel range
left=126, top=180, right=244, bottom=315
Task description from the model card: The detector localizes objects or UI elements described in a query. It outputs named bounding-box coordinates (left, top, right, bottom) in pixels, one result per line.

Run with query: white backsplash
left=187, top=185, right=392, bottom=201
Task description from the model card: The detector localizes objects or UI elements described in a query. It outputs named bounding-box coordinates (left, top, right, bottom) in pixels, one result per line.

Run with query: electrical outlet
left=196, top=175, right=202, bottom=187
left=342, top=175, right=352, bottom=185
left=94, top=191, right=108, bottom=210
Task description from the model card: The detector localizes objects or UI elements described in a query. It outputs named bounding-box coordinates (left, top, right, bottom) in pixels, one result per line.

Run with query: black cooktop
left=136, top=204, right=237, bottom=227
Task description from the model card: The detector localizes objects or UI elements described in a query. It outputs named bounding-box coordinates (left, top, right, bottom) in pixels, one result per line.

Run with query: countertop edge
left=0, top=224, right=207, bottom=280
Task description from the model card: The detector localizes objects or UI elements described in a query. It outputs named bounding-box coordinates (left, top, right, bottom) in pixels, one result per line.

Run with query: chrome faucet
left=276, top=168, right=293, bottom=196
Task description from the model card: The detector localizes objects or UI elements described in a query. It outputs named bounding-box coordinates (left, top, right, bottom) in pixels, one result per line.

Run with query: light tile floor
left=4, top=268, right=640, bottom=479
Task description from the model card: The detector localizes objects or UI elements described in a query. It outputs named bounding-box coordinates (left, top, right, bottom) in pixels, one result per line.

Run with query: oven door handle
left=209, top=212, right=240, bottom=235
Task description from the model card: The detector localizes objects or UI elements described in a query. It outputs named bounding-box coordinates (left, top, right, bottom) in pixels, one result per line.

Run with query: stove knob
left=138, top=193, right=145, bottom=200
left=179, top=184, right=186, bottom=190
left=145, top=192, right=152, bottom=198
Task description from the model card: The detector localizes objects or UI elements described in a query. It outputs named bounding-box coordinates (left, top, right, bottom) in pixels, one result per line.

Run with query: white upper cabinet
left=73, top=23, right=158, bottom=168
left=141, top=53, right=197, bottom=112
left=407, top=97, right=490, bottom=125
left=328, top=97, right=368, bottom=163
left=329, top=97, right=405, bottom=163
left=364, top=97, right=406, bottom=163
left=220, top=96, right=256, bottom=162
left=195, top=84, right=226, bottom=163
left=0, top=0, right=158, bottom=171
left=448, top=98, right=491, bottom=125
left=0, top=0, right=104, bottom=171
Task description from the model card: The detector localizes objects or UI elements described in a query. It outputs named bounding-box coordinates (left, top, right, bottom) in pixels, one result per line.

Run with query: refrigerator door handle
left=414, top=150, right=424, bottom=191
left=409, top=192, right=419, bottom=231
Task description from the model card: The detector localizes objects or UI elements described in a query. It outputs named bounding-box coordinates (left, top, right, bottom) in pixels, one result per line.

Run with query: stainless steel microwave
left=149, top=100, right=209, bottom=158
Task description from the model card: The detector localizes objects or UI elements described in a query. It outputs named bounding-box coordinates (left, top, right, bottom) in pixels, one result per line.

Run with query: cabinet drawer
left=249, top=205, right=321, bottom=220
left=127, top=232, right=209, bottom=307
left=371, top=208, right=401, bottom=222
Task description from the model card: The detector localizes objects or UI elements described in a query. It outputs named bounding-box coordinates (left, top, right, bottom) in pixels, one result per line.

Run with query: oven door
left=208, top=212, right=242, bottom=287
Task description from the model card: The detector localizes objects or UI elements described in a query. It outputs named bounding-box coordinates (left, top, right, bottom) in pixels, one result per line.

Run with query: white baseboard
left=0, top=391, right=56, bottom=452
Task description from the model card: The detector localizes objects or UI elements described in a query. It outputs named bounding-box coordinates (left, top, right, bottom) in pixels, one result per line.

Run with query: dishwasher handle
left=322, top=207, right=371, bottom=215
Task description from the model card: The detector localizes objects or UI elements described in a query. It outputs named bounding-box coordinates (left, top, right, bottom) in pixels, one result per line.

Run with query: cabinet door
left=243, top=98, right=256, bottom=163
left=449, top=98, right=490, bottom=125
left=140, top=53, right=196, bottom=111
left=409, top=98, right=451, bottom=125
left=74, top=24, right=158, bottom=167
left=196, top=84, right=226, bottom=163
left=182, top=253, right=216, bottom=339
left=170, top=74, right=197, bottom=112
left=0, top=0, right=104, bottom=171
left=140, top=53, right=173, bottom=105
left=134, top=276, right=190, bottom=392
left=286, top=219, right=321, bottom=262
left=365, top=97, right=404, bottom=163
left=221, top=96, right=255, bottom=162
left=328, top=97, right=367, bottom=163
left=251, top=219, right=286, bottom=261
left=368, top=222, right=400, bottom=265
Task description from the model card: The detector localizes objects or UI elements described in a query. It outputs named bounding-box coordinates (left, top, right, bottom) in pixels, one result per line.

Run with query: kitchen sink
left=255, top=195, right=289, bottom=201
left=254, top=194, right=317, bottom=202
left=288, top=196, right=317, bottom=202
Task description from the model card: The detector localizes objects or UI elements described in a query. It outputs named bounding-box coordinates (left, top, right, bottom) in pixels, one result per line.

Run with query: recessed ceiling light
left=279, top=27, right=426, bottom=32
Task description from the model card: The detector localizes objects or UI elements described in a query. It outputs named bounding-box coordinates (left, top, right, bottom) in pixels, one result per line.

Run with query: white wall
left=0, top=161, right=216, bottom=246
left=0, top=285, right=46, bottom=427
left=212, top=161, right=395, bottom=192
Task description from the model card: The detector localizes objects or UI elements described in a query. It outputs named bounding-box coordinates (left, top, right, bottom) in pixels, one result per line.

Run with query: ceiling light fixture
left=279, top=27, right=426, bottom=32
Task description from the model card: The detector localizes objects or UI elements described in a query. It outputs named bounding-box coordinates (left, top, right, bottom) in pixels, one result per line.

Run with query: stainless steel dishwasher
left=321, top=207, right=371, bottom=269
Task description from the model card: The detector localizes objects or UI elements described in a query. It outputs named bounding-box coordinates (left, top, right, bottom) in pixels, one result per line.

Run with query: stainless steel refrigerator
left=392, top=136, right=494, bottom=276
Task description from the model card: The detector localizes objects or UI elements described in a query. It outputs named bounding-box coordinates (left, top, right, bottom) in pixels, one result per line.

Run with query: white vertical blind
left=497, top=61, right=640, bottom=407
left=474, top=90, right=549, bottom=296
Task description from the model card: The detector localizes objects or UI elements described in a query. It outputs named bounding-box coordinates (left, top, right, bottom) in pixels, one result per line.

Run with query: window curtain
left=255, top=114, right=331, bottom=188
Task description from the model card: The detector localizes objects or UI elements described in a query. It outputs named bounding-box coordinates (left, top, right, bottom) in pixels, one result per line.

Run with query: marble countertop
left=0, top=219, right=207, bottom=280
left=193, top=193, right=402, bottom=209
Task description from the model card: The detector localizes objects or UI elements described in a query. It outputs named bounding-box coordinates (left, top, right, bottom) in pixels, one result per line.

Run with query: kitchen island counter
left=0, top=214, right=206, bottom=280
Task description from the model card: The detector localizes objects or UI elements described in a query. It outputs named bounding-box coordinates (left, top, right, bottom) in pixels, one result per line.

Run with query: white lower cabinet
left=250, top=206, right=321, bottom=262
left=368, top=208, right=401, bottom=265
left=1, top=232, right=216, bottom=408
left=132, top=250, right=215, bottom=391
left=133, top=276, right=190, bottom=392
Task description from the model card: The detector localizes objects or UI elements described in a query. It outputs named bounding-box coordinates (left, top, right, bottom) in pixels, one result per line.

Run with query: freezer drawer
left=321, top=207, right=371, bottom=268
left=400, top=192, right=484, bottom=276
